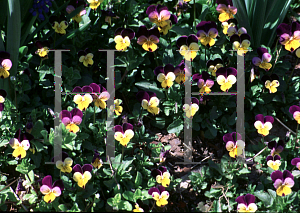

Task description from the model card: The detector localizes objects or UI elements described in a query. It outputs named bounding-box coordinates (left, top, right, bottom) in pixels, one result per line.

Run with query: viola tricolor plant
left=136, top=26, right=160, bottom=52
left=176, top=34, right=199, bottom=61
left=148, top=186, right=169, bottom=207
left=40, top=175, right=64, bottom=203
left=73, top=164, right=93, bottom=188
left=254, top=114, right=274, bottom=137
left=9, top=129, right=34, bottom=159
left=151, top=166, right=171, bottom=187
left=216, top=67, right=237, bottom=92
left=271, top=170, right=294, bottom=196
left=154, top=64, right=176, bottom=89
left=136, top=91, right=160, bottom=115
left=60, top=108, right=83, bottom=133
left=114, top=28, right=135, bottom=51
left=182, top=97, right=199, bottom=119
left=114, top=123, right=134, bottom=147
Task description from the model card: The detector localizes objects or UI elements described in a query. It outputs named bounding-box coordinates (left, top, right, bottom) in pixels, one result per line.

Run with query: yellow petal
left=12, top=147, right=26, bottom=158
left=56, top=160, right=64, bottom=169
left=157, top=73, right=166, bottom=83
left=44, top=192, right=56, bottom=203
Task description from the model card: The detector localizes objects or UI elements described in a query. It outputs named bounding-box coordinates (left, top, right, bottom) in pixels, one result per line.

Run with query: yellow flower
left=0, top=58, right=12, bottom=79
left=179, top=43, right=199, bottom=61
left=233, top=40, right=251, bottom=55
left=265, top=80, right=279, bottom=93
left=9, top=138, right=30, bottom=159
left=142, top=97, right=160, bottom=115
left=52, top=21, right=68, bottom=35
left=156, top=172, right=171, bottom=187
left=87, top=0, right=103, bottom=10
left=217, top=75, right=236, bottom=92
left=216, top=4, right=237, bottom=22
left=133, top=203, right=144, bottom=212
left=183, top=104, right=199, bottom=118
left=152, top=191, right=169, bottom=207
left=56, top=157, right=73, bottom=173
left=114, top=99, right=123, bottom=116
left=114, top=123, right=134, bottom=147
left=157, top=72, right=176, bottom=88
left=94, top=91, right=110, bottom=109
left=79, top=53, right=94, bottom=67
left=73, top=94, right=93, bottom=111
left=73, top=171, right=92, bottom=188
left=114, top=35, right=130, bottom=51
left=267, top=160, right=281, bottom=171
left=36, top=47, right=49, bottom=58
left=254, top=121, right=272, bottom=136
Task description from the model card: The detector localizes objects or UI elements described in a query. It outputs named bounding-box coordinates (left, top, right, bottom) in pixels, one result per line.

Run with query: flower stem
left=153, top=51, right=159, bottom=67
left=165, top=88, right=169, bottom=100
left=287, top=58, right=298, bottom=85
left=83, top=110, right=87, bottom=125
left=246, top=146, right=268, bottom=162
left=121, top=146, right=124, bottom=163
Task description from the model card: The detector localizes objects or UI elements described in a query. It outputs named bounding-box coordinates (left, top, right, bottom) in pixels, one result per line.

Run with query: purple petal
left=0, top=51, right=10, bottom=59
left=154, top=66, right=164, bottom=76
left=170, top=14, right=178, bottom=24
left=216, top=67, right=227, bottom=77
left=151, top=169, right=162, bottom=178
left=223, top=132, right=233, bottom=143
left=14, top=129, right=22, bottom=142
left=73, top=164, right=83, bottom=174
left=235, top=195, right=246, bottom=205
left=60, top=110, right=71, bottom=120
left=240, top=33, right=251, bottom=41
left=136, top=91, right=150, bottom=102
left=271, top=170, right=283, bottom=182
left=274, top=179, right=283, bottom=189
left=264, top=116, right=274, bottom=124
left=283, top=170, right=294, bottom=180
left=148, top=187, right=159, bottom=196
left=164, top=64, right=174, bottom=74
left=206, top=79, right=214, bottom=88
left=71, top=108, right=83, bottom=118
left=244, top=194, right=255, bottom=205
left=0, top=89, right=7, bottom=98
left=256, top=47, right=268, bottom=58
left=191, top=97, right=199, bottom=105
left=89, top=83, right=100, bottom=93
left=266, top=155, right=273, bottom=161
left=289, top=105, right=300, bottom=115
left=261, top=75, right=271, bottom=84
left=227, top=67, right=237, bottom=76
left=121, top=28, right=135, bottom=40
left=21, top=132, right=34, bottom=141
left=192, top=73, right=202, bottom=82
left=72, top=115, right=82, bottom=125
left=197, top=79, right=205, bottom=88
left=146, top=5, right=157, bottom=15
left=252, top=57, right=261, bottom=66
left=42, top=175, right=53, bottom=188
left=187, top=34, right=198, bottom=46
left=82, top=86, right=93, bottom=93
left=230, top=34, right=240, bottom=43
left=156, top=4, right=169, bottom=14
left=72, top=86, right=83, bottom=93
left=270, top=74, right=279, bottom=81
left=147, top=91, right=156, bottom=99
left=157, top=185, right=165, bottom=193
left=201, top=71, right=210, bottom=81
left=114, top=27, right=124, bottom=36
left=148, top=27, right=160, bottom=39
left=136, top=26, right=148, bottom=38
left=276, top=23, right=291, bottom=36
left=255, top=114, right=264, bottom=123
left=0, top=103, right=4, bottom=111
left=35, top=41, right=44, bottom=49
left=291, top=158, right=300, bottom=166
left=176, top=36, right=188, bottom=48
left=159, top=166, right=167, bottom=173
left=82, top=164, right=93, bottom=172
left=53, top=179, right=64, bottom=192
left=231, top=132, right=242, bottom=142
left=114, top=125, right=123, bottom=133
left=268, top=141, right=277, bottom=149
left=292, top=21, right=300, bottom=33
left=274, top=155, right=281, bottom=161
left=123, top=123, right=133, bottom=131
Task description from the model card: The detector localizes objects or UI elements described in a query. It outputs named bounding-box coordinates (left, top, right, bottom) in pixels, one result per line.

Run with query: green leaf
left=16, top=159, right=36, bottom=174
left=117, top=200, right=132, bottom=211
left=135, top=171, right=142, bottom=189
left=0, top=140, right=9, bottom=147
left=167, top=119, right=183, bottom=134
left=254, top=190, right=273, bottom=207
left=208, top=160, right=222, bottom=175
left=151, top=117, right=165, bottom=129
left=18, top=46, right=28, bottom=59
left=31, top=120, right=46, bottom=139
left=122, top=191, right=134, bottom=202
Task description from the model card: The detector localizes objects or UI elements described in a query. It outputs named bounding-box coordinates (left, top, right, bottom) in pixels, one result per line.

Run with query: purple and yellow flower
left=136, top=26, right=160, bottom=52
left=73, top=164, right=93, bottom=188
left=151, top=166, right=171, bottom=187
left=49, top=15, right=68, bottom=35
left=254, top=114, right=274, bottom=137
left=72, top=85, right=93, bottom=111
left=52, top=152, right=73, bottom=173
left=110, top=99, right=123, bottom=116
left=87, top=0, right=103, bottom=10
left=102, top=10, right=119, bottom=26
left=252, top=47, right=272, bottom=70
left=223, top=132, right=244, bottom=158
left=266, top=155, right=281, bottom=171
left=136, top=91, right=160, bottom=115
left=154, top=64, right=176, bottom=88
left=192, top=71, right=214, bottom=94
left=35, top=40, right=50, bottom=58
left=91, top=150, right=103, bottom=169
left=261, top=74, right=280, bottom=93
left=40, top=175, right=64, bottom=203
left=60, top=108, right=83, bottom=133
left=148, top=186, right=169, bottom=207
left=227, top=26, right=247, bottom=37
left=78, top=48, right=94, bottom=67
left=158, top=14, right=178, bottom=35
left=206, top=58, right=223, bottom=77
left=159, top=147, right=169, bottom=163
left=230, top=33, right=251, bottom=55
left=216, top=0, right=237, bottom=22
left=196, top=21, right=218, bottom=47
left=289, top=104, right=300, bottom=124
left=182, top=97, right=199, bottom=119
left=291, top=157, right=300, bottom=170
left=235, top=194, right=257, bottom=212
left=176, top=34, right=199, bottom=61
left=0, top=89, right=7, bottom=115
left=114, top=123, right=134, bottom=147
left=216, top=67, right=237, bottom=92
left=89, top=83, right=110, bottom=109
left=66, top=0, right=87, bottom=23
left=174, top=60, right=186, bottom=84
left=276, top=22, right=300, bottom=52
left=9, top=129, right=34, bottom=159
left=271, top=170, right=294, bottom=196
left=221, top=18, right=237, bottom=35
left=146, top=4, right=171, bottom=28
left=268, top=140, right=284, bottom=156
left=114, top=28, right=135, bottom=51
left=0, top=51, right=12, bottom=79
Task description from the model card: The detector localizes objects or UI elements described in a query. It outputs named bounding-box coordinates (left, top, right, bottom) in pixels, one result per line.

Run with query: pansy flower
left=51, top=152, right=73, bottom=174
left=136, top=26, right=160, bottom=52
left=148, top=186, right=169, bottom=207
left=35, top=40, right=50, bottom=58
left=87, top=0, right=103, bottom=10
left=114, top=28, right=135, bottom=51
left=159, top=147, right=169, bottom=163
left=235, top=194, right=257, bottom=212
left=268, top=140, right=284, bottom=156
left=136, top=91, right=160, bottom=115
left=289, top=104, right=300, bottom=124
left=146, top=4, right=171, bottom=28
left=158, top=14, right=178, bottom=35
left=252, top=47, right=272, bottom=70
left=40, top=175, right=64, bottom=203
left=151, top=166, right=171, bottom=187
left=0, top=89, right=7, bottom=114
left=176, top=34, right=199, bottom=61
left=60, top=108, right=83, bottom=133
left=196, top=21, right=218, bottom=47
left=91, top=150, right=103, bottom=169
left=110, top=99, right=123, bottom=116
left=216, top=0, right=237, bottom=22
left=133, top=199, right=149, bottom=212
left=0, top=51, right=12, bottom=79
left=206, top=58, right=223, bottom=77
left=49, top=15, right=68, bottom=35
left=216, top=67, right=237, bottom=92
left=227, top=26, right=247, bottom=37
left=102, top=10, right=119, bottom=26
left=89, top=83, right=110, bottom=109
left=174, top=60, right=186, bottom=84
left=72, top=85, right=93, bottom=111
left=192, top=71, right=214, bottom=94
left=230, top=33, right=251, bottom=55
left=9, top=129, right=34, bottom=159
left=114, top=123, right=134, bottom=147
left=182, top=97, right=199, bottom=119
left=250, top=66, right=260, bottom=83
left=276, top=22, right=300, bottom=52
left=78, top=48, right=94, bottom=67
left=266, top=155, right=281, bottom=171
left=291, top=157, right=300, bottom=170
left=73, top=164, right=93, bottom=188
left=221, top=18, right=237, bottom=35
left=66, top=0, right=87, bottom=23
left=223, top=132, right=244, bottom=158
left=154, top=64, right=176, bottom=88
left=271, top=170, right=294, bottom=196
left=254, top=114, right=274, bottom=137
left=261, top=74, right=280, bottom=94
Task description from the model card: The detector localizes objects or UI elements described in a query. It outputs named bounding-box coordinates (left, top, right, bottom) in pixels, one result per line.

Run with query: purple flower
left=114, top=123, right=134, bottom=147
left=268, top=140, right=284, bottom=156
left=148, top=185, right=169, bottom=207
left=223, top=132, right=244, bottom=158
left=196, top=21, right=218, bottom=47
left=146, top=4, right=171, bottom=28
left=174, top=60, right=186, bottom=84
left=136, top=26, right=160, bottom=52
left=0, top=51, right=12, bottom=79
left=89, top=83, right=110, bottom=109
left=91, top=150, right=103, bottom=169
left=176, top=34, right=199, bottom=61
left=66, top=0, right=87, bottom=23
left=216, top=67, right=237, bottom=92
left=114, top=28, right=135, bottom=51
left=291, top=157, right=300, bottom=170
left=9, top=129, right=34, bottom=159
left=40, top=175, right=64, bottom=203
left=136, top=91, right=160, bottom=115
left=271, top=170, right=294, bottom=196
left=72, top=164, right=93, bottom=188
left=102, top=10, right=119, bottom=26
left=192, top=71, right=214, bottom=94
left=59, top=108, right=83, bottom=133
left=206, top=58, right=223, bottom=77
left=276, top=21, right=300, bottom=52
left=261, top=74, right=280, bottom=93
left=151, top=166, right=170, bottom=187
left=252, top=47, right=272, bottom=70
left=254, top=114, right=274, bottom=136
left=266, top=155, right=281, bottom=170
left=159, top=147, right=169, bottom=163
left=289, top=104, right=300, bottom=124
left=154, top=64, right=176, bottom=88
left=235, top=194, right=257, bottom=212
left=230, top=33, right=251, bottom=55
